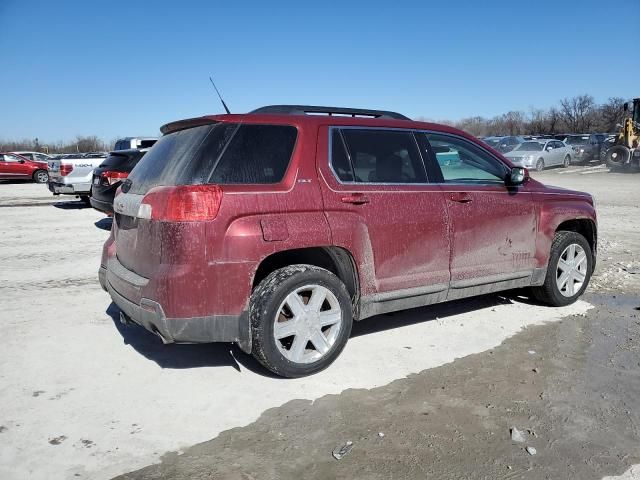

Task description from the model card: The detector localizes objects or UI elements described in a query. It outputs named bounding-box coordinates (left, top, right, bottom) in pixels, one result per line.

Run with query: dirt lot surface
left=0, top=165, right=638, bottom=479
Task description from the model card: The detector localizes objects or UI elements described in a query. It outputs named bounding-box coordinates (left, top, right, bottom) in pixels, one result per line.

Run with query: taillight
left=60, top=163, right=73, bottom=176
left=137, top=185, right=223, bottom=222
left=100, top=170, right=128, bottom=186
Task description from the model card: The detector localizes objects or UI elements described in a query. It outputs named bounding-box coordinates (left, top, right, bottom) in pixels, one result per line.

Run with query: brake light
left=60, top=163, right=73, bottom=176
left=100, top=170, right=128, bottom=186
left=137, top=185, right=223, bottom=222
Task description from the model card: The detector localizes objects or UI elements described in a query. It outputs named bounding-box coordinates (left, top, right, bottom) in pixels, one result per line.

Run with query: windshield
left=483, top=138, right=500, bottom=147
left=565, top=136, right=589, bottom=145
left=514, top=142, right=544, bottom=151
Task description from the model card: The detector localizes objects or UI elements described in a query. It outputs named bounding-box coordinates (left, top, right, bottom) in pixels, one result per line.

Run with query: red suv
left=100, top=105, right=597, bottom=377
left=0, top=153, right=49, bottom=183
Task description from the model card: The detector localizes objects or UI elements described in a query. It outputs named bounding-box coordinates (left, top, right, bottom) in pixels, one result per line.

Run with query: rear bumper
left=99, top=264, right=245, bottom=345
left=48, top=181, right=91, bottom=195
left=90, top=196, right=113, bottom=214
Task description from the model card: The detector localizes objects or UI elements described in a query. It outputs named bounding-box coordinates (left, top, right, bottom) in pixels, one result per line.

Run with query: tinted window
left=139, top=140, right=157, bottom=148
left=209, top=124, right=297, bottom=184
left=127, top=123, right=237, bottom=194
left=330, top=130, right=355, bottom=182
left=425, top=133, right=507, bottom=184
left=100, top=151, right=145, bottom=170
left=340, top=129, right=427, bottom=183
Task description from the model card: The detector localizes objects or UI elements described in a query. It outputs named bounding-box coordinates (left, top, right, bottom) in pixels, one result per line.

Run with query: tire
left=535, top=159, right=545, bottom=172
left=606, top=145, right=630, bottom=170
left=80, top=196, right=91, bottom=205
left=563, top=155, right=571, bottom=168
left=531, top=231, right=593, bottom=307
left=250, top=265, right=353, bottom=378
left=33, top=169, right=49, bottom=184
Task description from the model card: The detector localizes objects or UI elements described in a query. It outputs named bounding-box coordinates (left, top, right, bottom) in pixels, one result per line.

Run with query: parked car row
left=479, top=133, right=612, bottom=169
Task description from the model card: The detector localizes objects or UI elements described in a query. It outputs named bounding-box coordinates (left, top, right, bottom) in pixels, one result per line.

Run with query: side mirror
left=19, top=159, right=25, bottom=164
left=508, top=167, right=527, bottom=186
left=546, top=146, right=553, bottom=152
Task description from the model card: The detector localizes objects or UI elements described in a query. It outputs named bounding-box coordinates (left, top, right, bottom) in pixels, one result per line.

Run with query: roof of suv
left=159, top=105, right=480, bottom=146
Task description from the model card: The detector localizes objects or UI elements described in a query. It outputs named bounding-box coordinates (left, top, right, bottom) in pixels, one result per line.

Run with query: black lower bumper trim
left=105, top=275, right=243, bottom=344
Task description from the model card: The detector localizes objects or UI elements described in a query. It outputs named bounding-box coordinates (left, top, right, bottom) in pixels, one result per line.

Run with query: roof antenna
left=209, top=76, right=231, bottom=114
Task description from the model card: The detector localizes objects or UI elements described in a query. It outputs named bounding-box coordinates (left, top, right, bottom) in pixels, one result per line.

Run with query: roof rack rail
left=249, top=105, right=410, bottom=120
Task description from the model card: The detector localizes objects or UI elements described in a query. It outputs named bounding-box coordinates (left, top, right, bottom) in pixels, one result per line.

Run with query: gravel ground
left=0, top=165, right=638, bottom=479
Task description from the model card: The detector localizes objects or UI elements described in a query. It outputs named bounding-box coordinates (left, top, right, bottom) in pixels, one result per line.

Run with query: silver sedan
left=504, top=140, right=573, bottom=171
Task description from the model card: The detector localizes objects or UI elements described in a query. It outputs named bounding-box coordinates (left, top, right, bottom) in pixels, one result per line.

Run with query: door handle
left=449, top=192, right=473, bottom=204
left=341, top=193, right=370, bottom=205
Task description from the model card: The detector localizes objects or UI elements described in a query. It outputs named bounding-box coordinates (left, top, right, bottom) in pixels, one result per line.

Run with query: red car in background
left=0, top=152, right=49, bottom=183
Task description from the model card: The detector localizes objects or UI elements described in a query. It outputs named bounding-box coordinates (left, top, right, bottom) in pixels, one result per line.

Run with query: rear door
left=317, top=126, right=450, bottom=297
left=419, top=132, right=538, bottom=298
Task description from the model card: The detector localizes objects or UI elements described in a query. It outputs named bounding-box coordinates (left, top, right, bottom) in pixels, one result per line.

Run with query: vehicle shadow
left=107, top=291, right=543, bottom=377
left=95, top=217, right=112, bottom=231
left=52, top=200, right=90, bottom=209
left=106, top=303, right=272, bottom=376
left=351, top=292, right=522, bottom=337
left=0, top=180, right=32, bottom=185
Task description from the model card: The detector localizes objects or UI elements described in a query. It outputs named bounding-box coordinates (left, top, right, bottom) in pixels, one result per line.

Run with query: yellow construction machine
left=605, top=98, right=640, bottom=170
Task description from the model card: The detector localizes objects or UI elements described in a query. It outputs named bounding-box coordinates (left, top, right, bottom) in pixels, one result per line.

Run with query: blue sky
left=1, top=0, right=638, bottom=142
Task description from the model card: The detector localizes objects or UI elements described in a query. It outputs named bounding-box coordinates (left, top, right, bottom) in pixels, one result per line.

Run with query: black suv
left=564, top=134, right=607, bottom=164
left=90, top=149, right=147, bottom=214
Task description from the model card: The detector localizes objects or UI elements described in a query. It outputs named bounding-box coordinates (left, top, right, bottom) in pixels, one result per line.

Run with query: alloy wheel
left=556, top=243, right=588, bottom=297
left=273, top=284, right=343, bottom=364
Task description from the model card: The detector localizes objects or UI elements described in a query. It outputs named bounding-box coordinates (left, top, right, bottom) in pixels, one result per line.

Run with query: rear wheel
left=535, top=159, right=545, bottom=172
left=33, top=169, right=49, bottom=183
left=250, top=265, right=353, bottom=378
left=531, top=231, right=593, bottom=307
left=563, top=155, right=571, bottom=168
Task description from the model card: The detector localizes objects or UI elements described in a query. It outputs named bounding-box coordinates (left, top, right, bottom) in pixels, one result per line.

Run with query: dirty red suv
left=100, top=105, right=597, bottom=377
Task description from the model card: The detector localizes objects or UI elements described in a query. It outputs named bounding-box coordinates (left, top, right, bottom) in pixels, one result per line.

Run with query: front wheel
left=250, top=265, right=353, bottom=378
left=535, top=159, right=545, bottom=172
left=531, top=231, right=593, bottom=306
left=33, top=169, right=49, bottom=183
left=563, top=155, right=571, bottom=168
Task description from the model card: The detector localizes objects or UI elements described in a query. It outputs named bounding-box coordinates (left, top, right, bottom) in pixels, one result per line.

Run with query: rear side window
left=209, top=125, right=297, bottom=184
left=335, top=129, right=427, bottom=183
left=330, top=130, right=355, bottom=182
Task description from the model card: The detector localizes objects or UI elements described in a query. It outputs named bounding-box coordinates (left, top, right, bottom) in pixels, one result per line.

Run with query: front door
left=420, top=132, right=538, bottom=298
left=317, top=126, right=451, bottom=304
left=0, top=154, right=30, bottom=179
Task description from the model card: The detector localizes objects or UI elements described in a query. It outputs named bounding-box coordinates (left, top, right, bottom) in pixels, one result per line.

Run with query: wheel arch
left=555, top=218, right=597, bottom=266
left=252, top=246, right=361, bottom=317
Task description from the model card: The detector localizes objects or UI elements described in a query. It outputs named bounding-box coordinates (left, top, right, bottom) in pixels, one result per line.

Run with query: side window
left=425, top=133, right=507, bottom=184
left=3, top=154, right=20, bottom=163
left=339, top=129, right=427, bottom=183
left=210, top=124, right=297, bottom=184
left=329, top=130, right=355, bottom=182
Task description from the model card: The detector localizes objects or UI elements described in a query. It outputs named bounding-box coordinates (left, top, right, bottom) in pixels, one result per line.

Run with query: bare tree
left=559, top=95, right=596, bottom=133
left=598, top=97, right=626, bottom=133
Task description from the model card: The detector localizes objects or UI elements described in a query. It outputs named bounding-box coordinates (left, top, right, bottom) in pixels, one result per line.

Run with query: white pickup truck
left=47, top=154, right=107, bottom=203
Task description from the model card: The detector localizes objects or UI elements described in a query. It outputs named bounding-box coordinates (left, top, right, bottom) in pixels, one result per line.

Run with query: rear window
left=138, top=139, right=157, bottom=148
left=99, top=151, right=145, bottom=170
left=126, top=123, right=297, bottom=194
